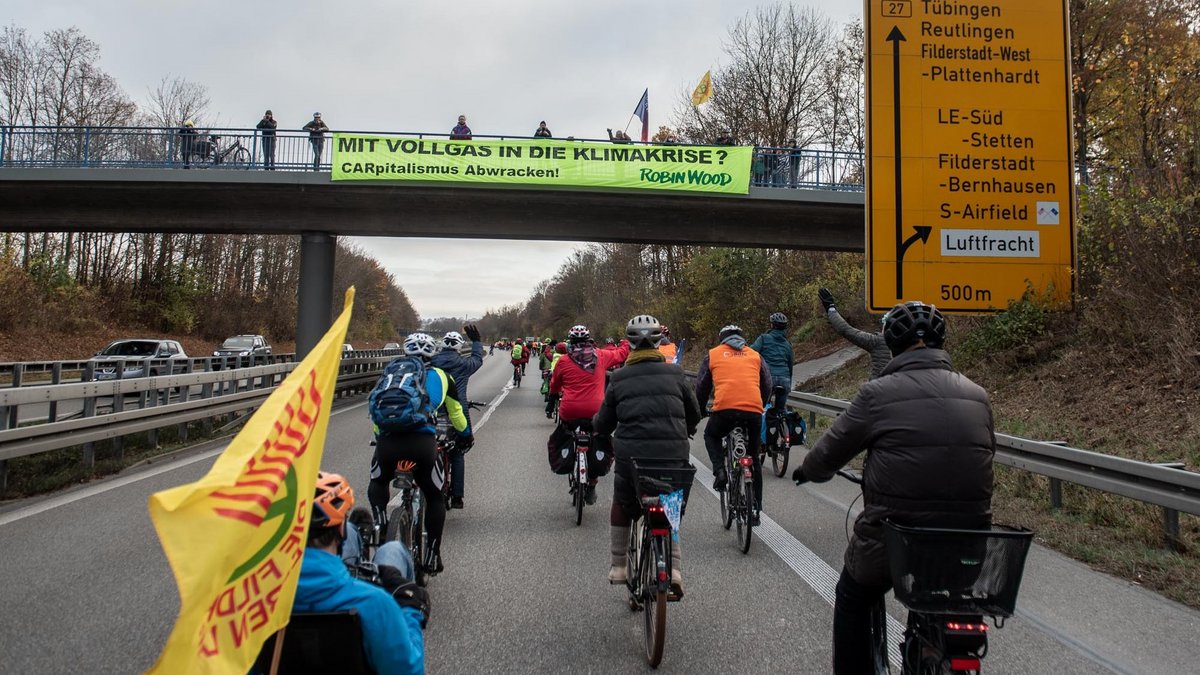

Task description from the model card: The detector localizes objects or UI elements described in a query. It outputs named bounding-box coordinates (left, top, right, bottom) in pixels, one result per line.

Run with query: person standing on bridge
left=431, top=326, right=484, bottom=510
left=594, top=315, right=700, bottom=596
left=792, top=301, right=994, bottom=675
left=177, top=120, right=197, bottom=169
left=450, top=114, right=472, bottom=140
left=534, top=120, right=552, bottom=138
left=302, top=112, right=329, bottom=170
left=256, top=110, right=277, bottom=170
left=818, top=288, right=892, bottom=380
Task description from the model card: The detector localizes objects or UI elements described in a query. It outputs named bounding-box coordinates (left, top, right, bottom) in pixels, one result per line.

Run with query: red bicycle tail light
left=657, top=570, right=668, bottom=582
left=739, top=457, right=753, bottom=467
left=650, top=528, right=670, bottom=537
left=648, top=505, right=664, bottom=513
left=949, top=657, right=981, bottom=671
left=946, top=622, right=988, bottom=632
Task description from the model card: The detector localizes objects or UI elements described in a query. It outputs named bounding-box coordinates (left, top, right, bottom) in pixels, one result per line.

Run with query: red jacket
left=550, top=340, right=630, bottom=420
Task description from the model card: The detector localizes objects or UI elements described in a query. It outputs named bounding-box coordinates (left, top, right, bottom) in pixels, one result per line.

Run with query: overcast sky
left=12, top=1, right=861, bottom=319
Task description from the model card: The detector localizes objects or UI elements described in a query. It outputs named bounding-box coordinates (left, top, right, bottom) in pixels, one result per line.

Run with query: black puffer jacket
left=593, top=352, right=701, bottom=463
left=800, top=348, right=995, bottom=586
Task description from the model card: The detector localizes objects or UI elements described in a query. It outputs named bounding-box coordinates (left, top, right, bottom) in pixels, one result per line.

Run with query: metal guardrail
left=0, top=351, right=398, bottom=492
left=0, top=353, right=300, bottom=388
left=788, top=392, right=1200, bottom=550
left=0, top=125, right=866, bottom=192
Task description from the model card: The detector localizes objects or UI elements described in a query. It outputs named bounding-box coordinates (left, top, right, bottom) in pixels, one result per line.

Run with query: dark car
left=92, top=339, right=189, bottom=380
left=212, top=335, right=272, bottom=368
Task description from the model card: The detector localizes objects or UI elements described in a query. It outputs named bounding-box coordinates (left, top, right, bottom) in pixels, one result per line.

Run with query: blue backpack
left=369, top=357, right=436, bottom=433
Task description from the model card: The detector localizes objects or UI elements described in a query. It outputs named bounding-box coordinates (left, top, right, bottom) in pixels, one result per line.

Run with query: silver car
left=92, top=339, right=189, bottom=380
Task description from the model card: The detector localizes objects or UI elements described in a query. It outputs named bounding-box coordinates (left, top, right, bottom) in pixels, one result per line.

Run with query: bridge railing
left=787, top=392, right=1200, bottom=551
left=0, top=125, right=865, bottom=192
left=0, top=350, right=399, bottom=493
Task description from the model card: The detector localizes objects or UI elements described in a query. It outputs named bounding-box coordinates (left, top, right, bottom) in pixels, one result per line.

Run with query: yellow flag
left=691, top=70, right=714, bottom=106
left=146, top=288, right=356, bottom=674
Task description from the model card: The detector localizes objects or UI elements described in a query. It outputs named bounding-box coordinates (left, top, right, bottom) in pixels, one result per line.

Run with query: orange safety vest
left=658, top=342, right=677, bottom=362
left=707, top=344, right=764, bottom=414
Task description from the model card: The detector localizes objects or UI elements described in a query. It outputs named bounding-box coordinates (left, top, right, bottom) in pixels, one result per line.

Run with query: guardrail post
left=7, top=364, right=21, bottom=429
left=1164, top=508, right=1182, bottom=552
left=0, top=392, right=8, bottom=492
left=48, top=363, right=61, bottom=422
left=1049, top=478, right=1063, bottom=509
left=111, top=362, right=125, bottom=459
left=83, top=127, right=91, bottom=167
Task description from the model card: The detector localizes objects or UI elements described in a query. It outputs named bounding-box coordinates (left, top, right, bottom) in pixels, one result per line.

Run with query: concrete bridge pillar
left=296, top=232, right=336, bottom=358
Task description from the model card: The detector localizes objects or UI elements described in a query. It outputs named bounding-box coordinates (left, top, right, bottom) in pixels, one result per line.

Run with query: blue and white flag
left=632, top=89, right=649, bottom=142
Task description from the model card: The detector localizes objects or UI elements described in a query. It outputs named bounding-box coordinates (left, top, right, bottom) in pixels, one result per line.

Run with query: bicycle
left=835, top=469, right=1034, bottom=674
left=512, top=363, right=522, bottom=388
left=625, top=459, right=696, bottom=669
left=433, top=400, right=485, bottom=511
left=567, top=424, right=592, bottom=525
left=184, top=133, right=252, bottom=168
left=763, top=385, right=804, bottom=477
left=717, top=424, right=757, bottom=553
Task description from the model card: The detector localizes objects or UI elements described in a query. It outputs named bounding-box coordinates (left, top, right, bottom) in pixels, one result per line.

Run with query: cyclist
left=369, top=333, right=473, bottom=575
left=547, top=325, right=629, bottom=504
left=792, top=301, right=995, bottom=675
left=510, top=338, right=530, bottom=376
left=694, top=324, right=771, bottom=523
left=431, top=325, right=484, bottom=510
left=594, top=315, right=700, bottom=595
left=294, top=471, right=428, bottom=675
left=656, top=325, right=678, bottom=363
left=819, top=287, right=892, bottom=380
left=750, top=312, right=795, bottom=412
left=543, top=341, right=568, bottom=418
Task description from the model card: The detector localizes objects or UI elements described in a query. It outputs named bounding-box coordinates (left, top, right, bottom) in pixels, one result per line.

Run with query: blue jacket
left=750, top=329, right=794, bottom=385
left=294, top=548, right=424, bottom=675
left=431, top=340, right=483, bottom=404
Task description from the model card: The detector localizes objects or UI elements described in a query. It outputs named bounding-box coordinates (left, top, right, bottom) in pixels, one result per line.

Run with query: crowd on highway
left=284, top=284, right=1003, bottom=674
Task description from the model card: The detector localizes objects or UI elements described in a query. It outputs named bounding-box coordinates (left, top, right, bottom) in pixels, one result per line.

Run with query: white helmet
left=567, top=325, right=591, bottom=342
left=403, top=333, right=438, bottom=358
left=442, top=331, right=465, bottom=350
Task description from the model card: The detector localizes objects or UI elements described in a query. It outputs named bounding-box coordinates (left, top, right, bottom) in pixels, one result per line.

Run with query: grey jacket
left=827, top=308, right=892, bottom=380
left=800, top=348, right=995, bottom=586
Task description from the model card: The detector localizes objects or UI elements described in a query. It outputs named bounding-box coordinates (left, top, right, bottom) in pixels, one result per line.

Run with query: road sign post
left=865, top=0, right=1076, bottom=313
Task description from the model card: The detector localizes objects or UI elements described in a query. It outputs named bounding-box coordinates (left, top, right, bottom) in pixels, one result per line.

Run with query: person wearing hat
left=177, top=120, right=197, bottom=169
left=534, top=120, right=552, bottom=138
left=302, top=112, right=330, bottom=170
left=256, top=110, right=277, bottom=170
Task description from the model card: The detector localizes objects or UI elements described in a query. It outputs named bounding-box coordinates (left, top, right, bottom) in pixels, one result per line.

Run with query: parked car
left=342, top=344, right=354, bottom=355
left=92, top=339, right=189, bottom=380
left=212, top=335, right=272, bottom=368
left=383, top=342, right=401, bottom=350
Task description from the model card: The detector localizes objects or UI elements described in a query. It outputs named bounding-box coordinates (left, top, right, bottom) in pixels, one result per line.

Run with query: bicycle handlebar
left=836, top=468, right=863, bottom=485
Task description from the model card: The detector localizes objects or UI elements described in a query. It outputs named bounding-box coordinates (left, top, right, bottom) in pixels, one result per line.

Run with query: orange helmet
left=311, top=471, right=354, bottom=532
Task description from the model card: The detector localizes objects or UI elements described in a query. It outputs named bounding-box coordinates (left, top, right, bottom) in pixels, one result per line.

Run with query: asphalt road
left=1, top=354, right=1196, bottom=673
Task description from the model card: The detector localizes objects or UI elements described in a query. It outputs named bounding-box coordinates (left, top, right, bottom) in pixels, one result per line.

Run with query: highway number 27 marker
left=864, top=0, right=1077, bottom=313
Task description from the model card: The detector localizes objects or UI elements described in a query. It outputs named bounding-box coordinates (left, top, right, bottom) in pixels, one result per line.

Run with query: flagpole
left=268, top=626, right=287, bottom=675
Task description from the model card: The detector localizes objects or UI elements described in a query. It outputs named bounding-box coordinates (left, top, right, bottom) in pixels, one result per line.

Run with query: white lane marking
left=0, top=400, right=369, bottom=527
left=689, top=453, right=904, bottom=669
left=471, top=383, right=511, bottom=433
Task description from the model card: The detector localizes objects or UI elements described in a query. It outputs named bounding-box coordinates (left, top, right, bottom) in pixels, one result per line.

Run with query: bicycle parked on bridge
left=625, top=459, right=695, bottom=668
left=717, top=424, right=757, bottom=553
left=183, top=133, right=252, bottom=168
left=836, top=469, right=1034, bottom=674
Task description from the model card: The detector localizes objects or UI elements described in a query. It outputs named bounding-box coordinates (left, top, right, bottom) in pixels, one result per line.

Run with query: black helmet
left=625, top=314, right=663, bottom=349
left=719, top=324, right=743, bottom=340
left=769, top=312, right=788, bottom=328
left=882, top=301, right=946, bottom=356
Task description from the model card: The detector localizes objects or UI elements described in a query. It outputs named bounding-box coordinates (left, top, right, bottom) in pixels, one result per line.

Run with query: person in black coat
left=793, top=301, right=995, bottom=674
left=594, top=315, right=701, bottom=596
left=256, top=110, right=277, bottom=170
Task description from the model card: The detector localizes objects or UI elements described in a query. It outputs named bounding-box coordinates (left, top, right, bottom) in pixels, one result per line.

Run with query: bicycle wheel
left=870, top=598, right=891, bottom=674
left=573, top=456, right=585, bottom=527
left=231, top=146, right=250, bottom=167
left=626, top=518, right=643, bottom=610
left=642, top=534, right=667, bottom=667
left=737, top=477, right=754, bottom=554
left=771, top=444, right=790, bottom=478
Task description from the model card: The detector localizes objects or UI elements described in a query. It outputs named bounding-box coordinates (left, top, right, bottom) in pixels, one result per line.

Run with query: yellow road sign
left=865, top=0, right=1076, bottom=313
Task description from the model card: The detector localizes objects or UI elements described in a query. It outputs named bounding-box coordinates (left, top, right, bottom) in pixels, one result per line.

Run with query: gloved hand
left=391, top=579, right=431, bottom=628
left=456, top=432, right=475, bottom=452
left=463, top=323, right=482, bottom=343
left=792, top=466, right=809, bottom=485
left=818, top=288, right=836, bottom=312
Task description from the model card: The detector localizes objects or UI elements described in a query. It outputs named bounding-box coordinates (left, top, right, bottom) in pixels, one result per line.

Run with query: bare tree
left=675, top=3, right=834, bottom=148
left=144, top=74, right=209, bottom=127
left=0, top=24, right=37, bottom=125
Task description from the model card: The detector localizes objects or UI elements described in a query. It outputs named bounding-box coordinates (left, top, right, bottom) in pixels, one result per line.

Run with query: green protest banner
left=331, top=135, right=752, bottom=195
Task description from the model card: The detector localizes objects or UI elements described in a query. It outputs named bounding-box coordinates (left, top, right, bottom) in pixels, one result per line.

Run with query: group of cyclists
left=291, top=292, right=998, bottom=675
